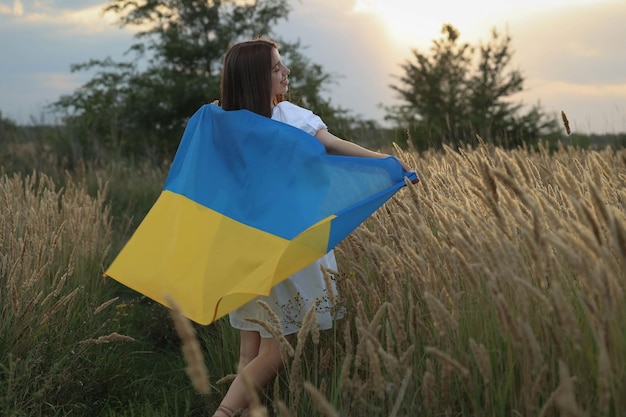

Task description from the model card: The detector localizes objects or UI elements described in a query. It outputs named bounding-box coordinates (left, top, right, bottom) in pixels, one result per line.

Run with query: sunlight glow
left=352, top=0, right=610, bottom=48
left=60, top=5, right=119, bottom=30
left=13, top=0, right=23, bottom=16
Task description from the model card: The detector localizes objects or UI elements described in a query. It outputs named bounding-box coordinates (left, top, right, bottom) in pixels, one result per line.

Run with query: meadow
left=1, top=127, right=625, bottom=416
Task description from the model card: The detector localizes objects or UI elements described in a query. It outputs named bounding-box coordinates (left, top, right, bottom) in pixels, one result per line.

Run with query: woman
left=213, top=38, right=414, bottom=417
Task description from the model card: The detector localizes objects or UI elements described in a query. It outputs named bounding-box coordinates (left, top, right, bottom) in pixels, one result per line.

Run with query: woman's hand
left=395, top=157, right=420, bottom=184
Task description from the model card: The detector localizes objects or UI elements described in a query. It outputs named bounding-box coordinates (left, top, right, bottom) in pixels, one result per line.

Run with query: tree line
left=46, top=0, right=562, bottom=160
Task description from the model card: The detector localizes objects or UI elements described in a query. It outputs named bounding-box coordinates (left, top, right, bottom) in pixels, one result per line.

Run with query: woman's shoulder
left=272, top=101, right=327, bottom=135
left=273, top=101, right=308, bottom=117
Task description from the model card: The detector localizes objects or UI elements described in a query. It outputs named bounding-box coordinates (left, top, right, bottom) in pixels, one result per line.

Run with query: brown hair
left=220, top=39, right=285, bottom=118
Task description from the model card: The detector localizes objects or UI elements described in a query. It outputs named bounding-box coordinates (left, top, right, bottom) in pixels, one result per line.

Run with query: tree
left=51, top=0, right=348, bottom=159
left=0, top=111, right=18, bottom=139
left=387, top=24, right=558, bottom=149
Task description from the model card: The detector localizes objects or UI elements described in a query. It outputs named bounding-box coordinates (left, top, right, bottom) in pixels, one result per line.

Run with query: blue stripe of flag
left=164, top=104, right=415, bottom=241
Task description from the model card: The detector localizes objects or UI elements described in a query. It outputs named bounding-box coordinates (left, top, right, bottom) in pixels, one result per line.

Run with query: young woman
left=212, top=38, right=414, bottom=417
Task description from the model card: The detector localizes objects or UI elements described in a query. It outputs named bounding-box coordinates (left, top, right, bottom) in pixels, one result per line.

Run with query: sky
left=1, top=0, right=625, bottom=135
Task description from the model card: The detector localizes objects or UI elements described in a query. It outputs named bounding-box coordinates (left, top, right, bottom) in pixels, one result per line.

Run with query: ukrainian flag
left=105, top=104, right=417, bottom=325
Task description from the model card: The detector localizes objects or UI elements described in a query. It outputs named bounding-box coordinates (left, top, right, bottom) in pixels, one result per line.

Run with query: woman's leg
left=238, top=330, right=261, bottom=372
left=213, top=334, right=292, bottom=416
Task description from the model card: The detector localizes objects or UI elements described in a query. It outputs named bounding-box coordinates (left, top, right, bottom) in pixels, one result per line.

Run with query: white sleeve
left=271, top=101, right=327, bottom=136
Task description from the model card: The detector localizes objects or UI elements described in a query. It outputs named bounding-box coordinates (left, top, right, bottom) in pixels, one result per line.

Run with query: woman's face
left=270, top=48, right=290, bottom=98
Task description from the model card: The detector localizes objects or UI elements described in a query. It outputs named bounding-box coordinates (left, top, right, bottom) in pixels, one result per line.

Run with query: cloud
left=3, top=0, right=121, bottom=33
left=516, top=79, right=626, bottom=134
left=534, top=81, right=626, bottom=99
left=0, top=70, right=91, bottom=123
left=0, top=1, right=133, bottom=122
left=512, top=1, right=626, bottom=85
left=34, top=71, right=87, bottom=91
left=0, top=0, right=21, bottom=15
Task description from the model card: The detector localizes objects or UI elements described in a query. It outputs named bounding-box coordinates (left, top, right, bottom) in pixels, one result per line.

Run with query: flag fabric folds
left=105, top=104, right=417, bottom=325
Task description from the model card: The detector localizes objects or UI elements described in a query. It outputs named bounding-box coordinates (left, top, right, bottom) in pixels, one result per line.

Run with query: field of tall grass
left=2, top=129, right=625, bottom=416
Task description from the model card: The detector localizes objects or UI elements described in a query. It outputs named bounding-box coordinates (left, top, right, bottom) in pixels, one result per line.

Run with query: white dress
left=228, top=101, right=344, bottom=337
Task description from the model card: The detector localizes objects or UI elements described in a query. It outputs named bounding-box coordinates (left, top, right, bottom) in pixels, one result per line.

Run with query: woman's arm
left=315, top=129, right=415, bottom=173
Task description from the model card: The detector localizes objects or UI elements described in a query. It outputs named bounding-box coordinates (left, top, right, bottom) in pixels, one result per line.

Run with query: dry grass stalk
left=164, top=294, right=210, bottom=395
left=93, top=297, right=120, bottom=315
left=422, top=359, right=437, bottom=409
left=554, top=163, right=583, bottom=200
left=561, top=111, right=571, bottom=135
left=518, top=319, right=544, bottom=371
left=248, top=301, right=295, bottom=360
left=594, top=328, right=611, bottom=415
left=384, top=324, right=395, bottom=364
left=352, top=307, right=369, bottom=370
left=288, top=304, right=317, bottom=409
left=10, top=271, right=19, bottom=313
left=553, top=360, right=587, bottom=417
left=216, top=374, right=237, bottom=385
left=80, top=332, right=136, bottom=344
left=244, top=317, right=295, bottom=361
left=511, top=277, right=551, bottom=312
left=389, top=367, right=412, bottom=417
left=549, top=284, right=582, bottom=348
left=320, top=264, right=339, bottom=314
left=611, top=211, right=626, bottom=265
left=493, top=167, right=536, bottom=212
left=528, top=365, right=549, bottom=415
left=43, top=287, right=80, bottom=322
left=339, top=353, right=353, bottom=393
left=480, top=162, right=498, bottom=202
left=368, top=301, right=388, bottom=334
left=41, top=269, right=70, bottom=306
left=239, top=370, right=268, bottom=417
left=588, top=181, right=612, bottom=233
left=425, top=346, right=469, bottom=378
left=319, top=347, right=331, bottom=373
left=494, top=294, right=523, bottom=347
left=385, top=293, right=408, bottom=348
left=366, top=340, right=386, bottom=398
left=377, top=345, right=399, bottom=376
left=424, top=292, right=458, bottom=336
left=342, top=321, right=353, bottom=356
left=276, top=400, right=291, bottom=417
left=257, top=299, right=283, bottom=332
left=469, top=338, right=491, bottom=385
left=303, top=381, right=339, bottom=417
left=399, top=344, right=416, bottom=370
left=577, top=199, right=603, bottom=245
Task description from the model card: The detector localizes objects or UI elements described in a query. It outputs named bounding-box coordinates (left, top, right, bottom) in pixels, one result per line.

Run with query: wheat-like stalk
left=425, top=346, right=469, bottom=378
left=80, top=332, right=136, bottom=344
left=561, top=111, right=571, bottom=135
left=164, top=294, right=210, bottom=395
left=304, top=381, right=339, bottom=417
left=288, top=304, right=317, bottom=409
left=93, top=296, right=119, bottom=315
left=422, top=359, right=437, bottom=409
left=469, top=338, right=491, bottom=385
